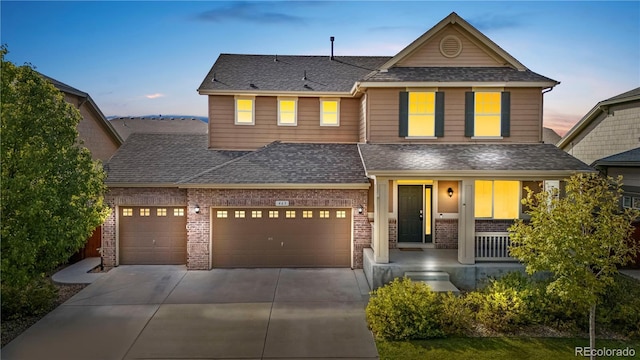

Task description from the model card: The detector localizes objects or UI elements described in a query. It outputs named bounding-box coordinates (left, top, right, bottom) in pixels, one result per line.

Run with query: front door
left=398, top=185, right=423, bottom=242
left=398, top=185, right=433, bottom=243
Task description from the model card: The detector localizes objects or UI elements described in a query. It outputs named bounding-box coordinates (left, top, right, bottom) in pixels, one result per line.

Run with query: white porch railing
left=475, top=232, right=513, bottom=261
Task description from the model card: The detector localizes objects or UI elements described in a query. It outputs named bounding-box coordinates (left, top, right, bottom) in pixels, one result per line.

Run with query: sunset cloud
left=145, top=93, right=165, bottom=99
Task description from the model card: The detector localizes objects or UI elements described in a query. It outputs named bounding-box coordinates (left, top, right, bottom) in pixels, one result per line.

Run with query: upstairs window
left=235, top=97, right=255, bottom=125
left=399, top=91, right=444, bottom=137
left=320, top=99, right=340, bottom=126
left=278, top=98, right=297, bottom=126
left=465, top=91, right=510, bottom=138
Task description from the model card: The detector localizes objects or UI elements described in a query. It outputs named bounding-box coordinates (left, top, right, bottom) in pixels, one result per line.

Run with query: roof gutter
left=177, top=183, right=370, bottom=190
left=363, top=169, right=595, bottom=178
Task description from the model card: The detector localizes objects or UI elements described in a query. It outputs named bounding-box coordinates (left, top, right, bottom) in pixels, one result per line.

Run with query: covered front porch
left=363, top=247, right=523, bottom=290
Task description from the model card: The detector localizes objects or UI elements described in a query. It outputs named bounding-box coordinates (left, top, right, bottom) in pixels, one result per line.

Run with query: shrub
left=366, top=277, right=443, bottom=340
left=598, top=274, right=640, bottom=338
left=1, top=278, right=57, bottom=320
left=465, top=286, right=527, bottom=332
left=438, top=292, right=473, bottom=335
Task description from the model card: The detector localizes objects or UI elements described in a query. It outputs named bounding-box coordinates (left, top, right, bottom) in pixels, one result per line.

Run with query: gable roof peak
left=379, top=12, right=527, bottom=72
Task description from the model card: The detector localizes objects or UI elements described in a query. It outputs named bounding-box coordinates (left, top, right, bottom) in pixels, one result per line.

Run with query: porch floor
left=363, top=248, right=523, bottom=291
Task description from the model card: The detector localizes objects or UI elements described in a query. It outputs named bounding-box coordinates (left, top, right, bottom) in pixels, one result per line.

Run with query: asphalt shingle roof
left=593, top=147, right=640, bottom=166
left=181, top=142, right=369, bottom=185
left=105, top=133, right=247, bottom=184
left=198, top=54, right=390, bottom=93
left=358, top=143, right=593, bottom=172
left=362, top=67, right=558, bottom=83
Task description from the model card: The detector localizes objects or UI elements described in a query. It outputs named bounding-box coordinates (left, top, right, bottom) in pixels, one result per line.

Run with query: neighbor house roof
left=105, top=133, right=246, bottom=186
left=198, top=54, right=390, bottom=95
left=592, top=147, right=640, bottom=168
left=557, top=87, right=640, bottom=149
left=41, top=73, right=124, bottom=146
left=358, top=143, right=593, bottom=176
left=180, top=142, right=369, bottom=187
left=109, top=116, right=208, bottom=140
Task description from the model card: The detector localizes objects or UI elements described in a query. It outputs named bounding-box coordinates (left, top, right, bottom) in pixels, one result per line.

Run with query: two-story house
left=102, top=12, right=591, bottom=288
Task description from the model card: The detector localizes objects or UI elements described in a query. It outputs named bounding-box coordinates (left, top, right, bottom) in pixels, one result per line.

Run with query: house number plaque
left=275, top=201, right=289, bottom=206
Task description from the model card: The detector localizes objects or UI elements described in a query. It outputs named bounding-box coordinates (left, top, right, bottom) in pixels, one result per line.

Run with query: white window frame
left=472, top=88, right=503, bottom=139
left=407, top=91, right=436, bottom=138
left=474, top=180, right=521, bottom=219
left=277, top=97, right=298, bottom=126
left=622, top=196, right=632, bottom=208
left=234, top=96, right=255, bottom=125
left=320, top=98, right=340, bottom=127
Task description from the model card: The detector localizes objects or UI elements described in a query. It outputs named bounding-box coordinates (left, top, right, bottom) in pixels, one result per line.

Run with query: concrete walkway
left=620, top=269, right=640, bottom=281
left=51, top=257, right=104, bottom=284
left=1, top=266, right=378, bottom=360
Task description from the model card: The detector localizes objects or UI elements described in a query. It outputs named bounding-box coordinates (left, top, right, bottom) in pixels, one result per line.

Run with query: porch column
left=458, top=179, right=475, bottom=264
left=373, top=176, right=389, bottom=263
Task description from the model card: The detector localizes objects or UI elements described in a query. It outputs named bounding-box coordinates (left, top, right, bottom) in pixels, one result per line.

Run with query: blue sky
left=2, top=1, right=638, bottom=135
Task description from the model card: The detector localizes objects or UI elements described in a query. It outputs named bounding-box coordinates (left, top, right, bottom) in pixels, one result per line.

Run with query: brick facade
left=475, top=219, right=514, bottom=232
left=434, top=218, right=458, bottom=249
left=103, top=187, right=371, bottom=270
left=388, top=219, right=397, bottom=249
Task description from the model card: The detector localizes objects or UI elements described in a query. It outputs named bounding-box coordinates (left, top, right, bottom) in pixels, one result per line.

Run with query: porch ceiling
left=358, top=143, right=594, bottom=175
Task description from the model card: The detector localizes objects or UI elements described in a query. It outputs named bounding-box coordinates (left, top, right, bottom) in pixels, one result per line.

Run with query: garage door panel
left=213, top=208, right=351, bottom=268
left=119, top=206, right=187, bottom=265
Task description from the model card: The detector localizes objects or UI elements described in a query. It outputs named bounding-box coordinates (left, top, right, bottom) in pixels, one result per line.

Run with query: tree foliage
left=1, top=47, right=110, bottom=298
left=509, top=172, right=639, bottom=356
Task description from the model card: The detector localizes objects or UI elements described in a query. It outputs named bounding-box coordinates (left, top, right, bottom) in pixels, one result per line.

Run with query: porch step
left=404, top=271, right=460, bottom=294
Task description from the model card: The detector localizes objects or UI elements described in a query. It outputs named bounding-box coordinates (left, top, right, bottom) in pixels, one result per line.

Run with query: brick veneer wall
left=435, top=219, right=458, bottom=249
left=187, top=188, right=370, bottom=269
left=475, top=219, right=514, bottom=232
left=102, top=187, right=188, bottom=268
left=388, top=219, right=397, bottom=249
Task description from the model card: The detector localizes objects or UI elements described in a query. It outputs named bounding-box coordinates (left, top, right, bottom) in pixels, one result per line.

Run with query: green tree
left=509, top=173, right=638, bottom=359
left=1, top=47, right=110, bottom=316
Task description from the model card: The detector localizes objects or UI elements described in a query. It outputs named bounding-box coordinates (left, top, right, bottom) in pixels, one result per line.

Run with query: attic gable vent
left=440, top=35, right=462, bottom=58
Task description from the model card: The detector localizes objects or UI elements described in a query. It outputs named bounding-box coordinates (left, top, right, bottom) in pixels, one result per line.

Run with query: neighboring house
left=109, top=116, right=208, bottom=140
left=42, top=74, right=123, bottom=260
left=42, top=74, right=123, bottom=162
left=543, top=127, right=561, bottom=145
left=102, top=12, right=591, bottom=288
left=592, top=148, right=640, bottom=209
left=557, top=87, right=640, bottom=165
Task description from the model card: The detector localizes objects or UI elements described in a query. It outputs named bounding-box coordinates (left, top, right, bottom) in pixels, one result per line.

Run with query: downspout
left=540, top=86, right=555, bottom=143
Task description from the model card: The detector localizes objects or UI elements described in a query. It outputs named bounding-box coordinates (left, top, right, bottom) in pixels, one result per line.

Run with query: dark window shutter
left=464, top=92, right=474, bottom=137
left=501, top=91, right=511, bottom=137
left=435, top=92, right=445, bottom=137
left=399, top=91, right=409, bottom=137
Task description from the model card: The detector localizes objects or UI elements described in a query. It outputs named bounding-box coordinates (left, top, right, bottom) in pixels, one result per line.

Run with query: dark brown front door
left=119, top=206, right=187, bottom=265
left=212, top=208, right=351, bottom=268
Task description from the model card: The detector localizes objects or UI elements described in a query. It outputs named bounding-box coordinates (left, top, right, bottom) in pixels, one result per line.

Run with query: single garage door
left=212, top=208, right=351, bottom=268
left=119, top=206, right=187, bottom=265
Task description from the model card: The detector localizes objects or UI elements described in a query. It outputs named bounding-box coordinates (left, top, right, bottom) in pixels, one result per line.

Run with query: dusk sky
left=2, top=1, right=639, bottom=136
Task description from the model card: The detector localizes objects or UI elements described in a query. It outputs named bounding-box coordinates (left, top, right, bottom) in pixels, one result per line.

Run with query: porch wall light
left=194, top=205, right=201, bottom=214
left=358, top=205, right=364, bottom=214
left=447, top=188, right=454, bottom=198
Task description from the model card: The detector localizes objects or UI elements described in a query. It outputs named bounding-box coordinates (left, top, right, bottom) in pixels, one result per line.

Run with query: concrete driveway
left=1, top=266, right=378, bottom=360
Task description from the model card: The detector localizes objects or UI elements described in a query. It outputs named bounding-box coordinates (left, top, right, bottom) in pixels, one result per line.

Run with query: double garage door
left=119, top=206, right=187, bottom=265
left=212, top=208, right=351, bottom=268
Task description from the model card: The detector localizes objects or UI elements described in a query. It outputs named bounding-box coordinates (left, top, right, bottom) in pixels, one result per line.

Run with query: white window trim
left=234, top=96, right=255, bottom=125
left=475, top=180, right=521, bottom=220
left=320, top=98, right=340, bottom=127
left=473, top=91, right=502, bottom=138
left=277, top=97, right=298, bottom=126
left=407, top=91, right=436, bottom=137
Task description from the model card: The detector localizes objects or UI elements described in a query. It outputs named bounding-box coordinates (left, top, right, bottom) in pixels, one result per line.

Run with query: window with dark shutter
left=501, top=91, right=510, bottom=137
left=465, top=92, right=474, bottom=137
left=399, top=91, right=409, bottom=137
left=435, top=92, right=445, bottom=137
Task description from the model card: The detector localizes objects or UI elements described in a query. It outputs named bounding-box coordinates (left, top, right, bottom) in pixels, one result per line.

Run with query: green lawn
left=376, top=337, right=640, bottom=360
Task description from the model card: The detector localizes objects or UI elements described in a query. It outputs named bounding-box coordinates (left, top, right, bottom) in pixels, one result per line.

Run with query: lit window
left=278, top=98, right=297, bottom=126
left=157, top=208, right=167, bottom=217
left=140, top=208, right=150, bottom=217
left=408, top=92, right=435, bottom=137
left=303, top=210, right=313, bottom=218
left=235, top=210, right=246, bottom=218
left=320, top=99, right=340, bottom=126
left=285, top=210, right=296, bottom=218
left=336, top=210, right=346, bottom=218
left=122, top=208, right=133, bottom=217
left=269, top=210, right=279, bottom=218
left=474, top=92, right=501, bottom=137
left=216, top=210, right=228, bottom=218
left=252, top=210, right=262, bottom=218
left=474, top=180, right=519, bottom=219
left=235, top=97, right=254, bottom=125
left=319, top=210, right=330, bottom=218
left=173, top=208, right=184, bottom=216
